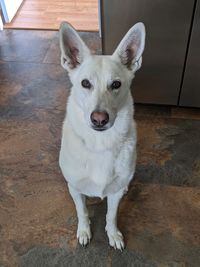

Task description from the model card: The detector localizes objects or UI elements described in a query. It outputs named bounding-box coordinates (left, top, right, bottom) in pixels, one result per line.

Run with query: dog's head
left=59, top=22, right=145, bottom=132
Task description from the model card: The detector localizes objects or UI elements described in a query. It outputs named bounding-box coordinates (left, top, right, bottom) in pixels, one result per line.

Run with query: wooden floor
left=4, top=0, right=99, bottom=31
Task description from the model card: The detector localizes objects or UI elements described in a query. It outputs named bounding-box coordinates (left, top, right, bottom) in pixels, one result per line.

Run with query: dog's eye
left=81, top=79, right=91, bottom=89
left=111, top=80, right=121, bottom=90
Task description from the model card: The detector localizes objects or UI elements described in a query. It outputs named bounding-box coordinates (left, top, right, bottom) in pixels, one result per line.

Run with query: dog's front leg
left=68, top=184, right=91, bottom=246
left=106, top=189, right=125, bottom=250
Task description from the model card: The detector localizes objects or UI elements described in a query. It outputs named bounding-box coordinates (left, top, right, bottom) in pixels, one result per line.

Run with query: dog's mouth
left=90, top=121, right=115, bottom=132
left=92, top=126, right=108, bottom=132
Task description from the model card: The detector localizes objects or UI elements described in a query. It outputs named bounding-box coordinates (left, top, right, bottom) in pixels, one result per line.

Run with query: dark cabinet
left=100, top=0, right=200, bottom=107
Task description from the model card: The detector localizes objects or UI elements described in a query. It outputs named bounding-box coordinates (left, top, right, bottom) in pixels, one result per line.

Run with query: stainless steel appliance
left=180, top=0, right=200, bottom=107
left=100, top=0, right=200, bottom=107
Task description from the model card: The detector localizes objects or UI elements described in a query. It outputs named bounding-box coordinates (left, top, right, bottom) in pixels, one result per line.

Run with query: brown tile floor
left=0, top=30, right=200, bottom=267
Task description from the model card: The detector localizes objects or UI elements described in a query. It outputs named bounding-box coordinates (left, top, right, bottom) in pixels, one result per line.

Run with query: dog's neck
left=66, top=92, right=134, bottom=152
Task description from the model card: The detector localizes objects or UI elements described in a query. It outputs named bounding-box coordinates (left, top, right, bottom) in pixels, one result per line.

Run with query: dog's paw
left=106, top=227, right=125, bottom=251
left=77, top=225, right=91, bottom=246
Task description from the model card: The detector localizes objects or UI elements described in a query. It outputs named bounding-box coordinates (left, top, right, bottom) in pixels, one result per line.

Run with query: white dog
left=59, top=22, right=145, bottom=250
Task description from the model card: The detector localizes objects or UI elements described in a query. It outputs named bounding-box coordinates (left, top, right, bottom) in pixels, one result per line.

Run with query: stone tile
left=119, top=183, right=200, bottom=267
left=1, top=181, right=200, bottom=266
left=0, top=30, right=56, bottom=63
left=0, top=173, right=76, bottom=266
left=20, top=246, right=157, bottom=267
left=79, top=32, right=102, bottom=55
left=42, top=33, right=60, bottom=65
left=0, top=62, right=70, bottom=119
left=135, top=116, right=200, bottom=186
left=0, top=117, right=75, bottom=266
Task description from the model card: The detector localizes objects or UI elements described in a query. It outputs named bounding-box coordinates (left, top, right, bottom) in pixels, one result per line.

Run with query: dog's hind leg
left=105, top=188, right=125, bottom=250
left=68, top=184, right=91, bottom=246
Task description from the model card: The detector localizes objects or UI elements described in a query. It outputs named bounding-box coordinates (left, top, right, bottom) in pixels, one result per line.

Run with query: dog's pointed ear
left=59, top=22, right=91, bottom=71
left=113, top=22, right=146, bottom=71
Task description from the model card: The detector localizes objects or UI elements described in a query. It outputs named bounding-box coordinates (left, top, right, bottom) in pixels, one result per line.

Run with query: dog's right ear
left=59, top=22, right=91, bottom=71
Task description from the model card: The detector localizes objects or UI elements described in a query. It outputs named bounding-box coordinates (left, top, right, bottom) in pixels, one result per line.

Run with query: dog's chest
left=60, top=135, right=126, bottom=198
left=59, top=121, right=136, bottom=198
left=60, top=138, right=118, bottom=197
left=79, top=151, right=118, bottom=196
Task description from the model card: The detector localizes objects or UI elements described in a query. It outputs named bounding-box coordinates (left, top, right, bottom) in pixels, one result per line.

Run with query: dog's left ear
left=113, top=22, right=146, bottom=72
left=59, top=22, right=91, bottom=71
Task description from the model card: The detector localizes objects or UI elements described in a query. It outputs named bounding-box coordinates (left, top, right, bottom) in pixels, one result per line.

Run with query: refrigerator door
left=179, top=0, right=200, bottom=108
left=101, top=0, right=195, bottom=105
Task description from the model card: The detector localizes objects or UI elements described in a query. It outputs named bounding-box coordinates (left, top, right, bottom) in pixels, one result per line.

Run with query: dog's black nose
left=90, top=110, right=109, bottom=128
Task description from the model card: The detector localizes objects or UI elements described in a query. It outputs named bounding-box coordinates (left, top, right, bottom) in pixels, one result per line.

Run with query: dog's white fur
left=59, top=22, right=145, bottom=250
